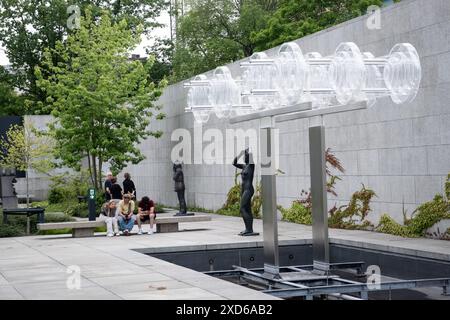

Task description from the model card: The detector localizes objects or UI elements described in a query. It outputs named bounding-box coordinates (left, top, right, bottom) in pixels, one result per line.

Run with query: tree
left=0, top=122, right=54, bottom=207
left=0, top=66, right=26, bottom=116
left=147, top=38, right=175, bottom=84
left=251, top=0, right=384, bottom=51
left=35, top=8, right=166, bottom=190
left=0, top=0, right=167, bottom=114
left=171, top=0, right=275, bottom=82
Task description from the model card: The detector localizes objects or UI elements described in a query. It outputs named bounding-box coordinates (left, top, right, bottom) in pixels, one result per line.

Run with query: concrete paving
left=0, top=212, right=449, bottom=300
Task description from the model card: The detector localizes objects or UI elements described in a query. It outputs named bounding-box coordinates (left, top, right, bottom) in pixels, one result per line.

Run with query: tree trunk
left=87, top=151, right=95, bottom=187
left=92, top=154, right=98, bottom=190
left=98, top=157, right=103, bottom=192
left=26, top=169, right=29, bottom=209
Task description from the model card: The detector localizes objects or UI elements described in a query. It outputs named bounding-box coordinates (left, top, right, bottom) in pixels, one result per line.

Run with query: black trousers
left=177, top=190, right=187, bottom=214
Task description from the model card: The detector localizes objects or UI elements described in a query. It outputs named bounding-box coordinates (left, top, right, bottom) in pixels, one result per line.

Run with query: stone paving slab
left=0, top=274, right=9, bottom=286
left=118, top=287, right=225, bottom=300
left=0, top=212, right=449, bottom=300
left=0, top=285, right=24, bottom=300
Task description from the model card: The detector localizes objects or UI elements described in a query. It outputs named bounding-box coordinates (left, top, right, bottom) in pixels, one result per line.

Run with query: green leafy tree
left=35, top=9, right=166, bottom=191
left=251, top=0, right=384, bottom=51
left=0, top=0, right=167, bottom=114
left=0, top=123, right=54, bottom=207
left=0, top=66, right=26, bottom=116
left=147, top=38, right=175, bottom=84
left=171, top=0, right=275, bottom=82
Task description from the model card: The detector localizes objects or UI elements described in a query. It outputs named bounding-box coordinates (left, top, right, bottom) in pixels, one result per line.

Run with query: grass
left=30, top=200, right=71, bottom=213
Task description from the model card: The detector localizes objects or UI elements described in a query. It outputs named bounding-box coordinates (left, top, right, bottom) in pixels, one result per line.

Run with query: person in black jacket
left=123, top=173, right=136, bottom=199
left=110, top=177, right=123, bottom=203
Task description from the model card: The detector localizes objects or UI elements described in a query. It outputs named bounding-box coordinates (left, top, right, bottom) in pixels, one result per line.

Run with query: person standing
left=117, top=194, right=136, bottom=236
left=137, top=196, right=156, bottom=235
left=123, top=173, right=136, bottom=199
left=109, top=176, right=123, bottom=205
left=104, top=172, right=113, bottom=201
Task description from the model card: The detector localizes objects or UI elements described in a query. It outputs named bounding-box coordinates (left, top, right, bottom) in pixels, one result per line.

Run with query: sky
left=0, top=10, right=171, bottom=66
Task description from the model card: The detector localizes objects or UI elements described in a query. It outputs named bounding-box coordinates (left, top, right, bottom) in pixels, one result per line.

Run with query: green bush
left=45, top=213, right=76, bottom=223
left=0, top=211, right=74, bottom=237
left=376, top=214, right=415, bottom=238
left=0, top=224, right=25, bottom=238
left=406, top=195, right=450, bottom=236
left=328, top=185, right=375, bottom=230
left=376, top=177, right=450, bottom=238
left=280, top=202, right=312, bottom=225
left=48, top=188, right=66, bottom=204
left=64, top=202, right=89, bottom=218
left=48, top=171, right=91, bottom=204
left=155, top=203, right=165, bottom=213
left=216, top=175, right=262, bottom=218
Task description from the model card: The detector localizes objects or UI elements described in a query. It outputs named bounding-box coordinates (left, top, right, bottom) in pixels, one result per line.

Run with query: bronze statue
left=173, top=162, right=190, bottom=216
left=233, top=149, right=258, bottom=236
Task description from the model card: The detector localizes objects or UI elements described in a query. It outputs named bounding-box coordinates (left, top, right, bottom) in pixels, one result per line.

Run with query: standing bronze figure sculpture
left=173, top=163, right=193, bottom=216
left=233, top=149, right=259, bottom=236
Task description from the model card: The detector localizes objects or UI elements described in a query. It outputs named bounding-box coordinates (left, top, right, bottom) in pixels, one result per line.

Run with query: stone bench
left=154, top=214, right=212, bottom=233
left=37, top=214, right=212, bottom=237
left=37, top=221, right=105, bottom=238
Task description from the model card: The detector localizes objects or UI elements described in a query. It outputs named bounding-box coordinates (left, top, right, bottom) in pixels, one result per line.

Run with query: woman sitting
left=99, top=200, right=119, bottom=237
left=117, top=194, right=136, bottom=236
left=137, top=196, right=156, bottom=235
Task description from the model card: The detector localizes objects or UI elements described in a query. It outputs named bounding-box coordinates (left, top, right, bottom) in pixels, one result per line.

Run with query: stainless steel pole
left=260, top=117, right=280, bottom=278
left=309, top=125, right=330, bottom=274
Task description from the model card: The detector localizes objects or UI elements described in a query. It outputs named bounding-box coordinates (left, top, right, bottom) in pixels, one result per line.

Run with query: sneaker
left=107, top=233, right=114, bottom=237
left=115, top=232, right=121, bottom=237
left=138, top=229, right=143, bottom=235
left=148, top=229, right=153, bottom=235
left=124, top=230, right=129, bottom=236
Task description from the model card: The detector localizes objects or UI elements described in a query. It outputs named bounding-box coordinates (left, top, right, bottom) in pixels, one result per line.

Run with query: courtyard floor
left=0, top=210, right=449, bottom=300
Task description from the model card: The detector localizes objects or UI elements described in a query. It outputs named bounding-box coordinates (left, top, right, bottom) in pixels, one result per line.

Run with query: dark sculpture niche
left=233, top=149, right=259, bottom=236
left=173, top=162, right=194, bottom=216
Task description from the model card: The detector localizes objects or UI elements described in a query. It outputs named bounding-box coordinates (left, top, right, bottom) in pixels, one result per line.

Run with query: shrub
left=376, top=214, right=415, bottom=237
left=48, top=171, right=91, bottom=204
left=0, top=224, right=25, bottom=238
left=64, top=202, right=89, bottom=218
left=48, top=188, right=66, bottom=204
left=376, top=175, right=450, bottom=238
left=45, top=213, right=76, bottom=223
left=216, top=172, right=262, bottom=218
left=280, top=202, right=312, bottom=225
left=155, top=203, right=165, bottom=213
left=406, top=194, right=450, bottom=236
left=328, top=185, right=375, bottom=230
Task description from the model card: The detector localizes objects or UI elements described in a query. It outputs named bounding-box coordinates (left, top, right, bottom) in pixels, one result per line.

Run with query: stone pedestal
left=157, top=223, right=179, bottom=233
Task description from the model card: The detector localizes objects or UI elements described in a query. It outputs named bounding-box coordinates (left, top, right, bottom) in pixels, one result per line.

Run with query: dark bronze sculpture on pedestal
left=173, top=162, right=193, bottom=216
left=233, top=149, right=259, bottom=236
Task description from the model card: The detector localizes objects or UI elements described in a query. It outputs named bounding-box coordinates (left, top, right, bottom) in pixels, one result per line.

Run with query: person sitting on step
left=137, top=196, right=156, bottom=235
left=98, top=200, right=120, bottom=237
left=117, top=194, right=136, bottom=236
